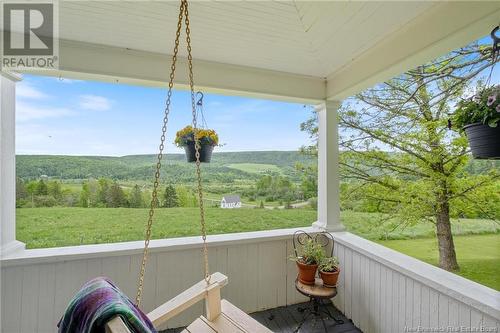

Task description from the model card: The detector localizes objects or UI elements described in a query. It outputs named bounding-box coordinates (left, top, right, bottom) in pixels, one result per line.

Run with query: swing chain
left=184, top=0, right=211, bottom=285
left=135, top=0, right=184, bottom=307
left=135, top=0, right=211, bottom=307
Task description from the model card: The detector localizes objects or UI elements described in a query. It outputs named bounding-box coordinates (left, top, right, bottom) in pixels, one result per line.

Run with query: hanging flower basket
left=184, top=143, right=214, bottom=163
left=175, top=125, right=218, bottom=163
left=463, top=123, right=500, bottom=159
left=453, top=85, right=500, bottom=159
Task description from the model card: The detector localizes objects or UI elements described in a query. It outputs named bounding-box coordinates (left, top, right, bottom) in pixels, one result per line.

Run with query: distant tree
left=34, top=179, right=48, bottom=196
left=255, top=174, right=297, bottom=202
left=16, top=178, right=27, bottom=203
left=296, top=164, right=317, bottom=200
left=176, top=185, right=190, bottom=207
left=85, top=179, right=99, bottom=207
left=129, top=184, right=144, bottom=208
left=107, top=182, right=127, bottom=207
left=79, top=182, right=90, bottom=207
left=163, top=185, right=179, bottom=208
left=191, top=191, right=199, bottom=207
left=47, top=181, right=62, bottom=201
left=97, top=178, right=110, bottom=206
left=34, top=195, right=57, bottom=207
left=256, top=175, right=272, bottom=195
left=25, top=180, right=37, bottom=207
left=62, top=188, right=79, bottom=207
left=259, top=200, right=265, bottom=209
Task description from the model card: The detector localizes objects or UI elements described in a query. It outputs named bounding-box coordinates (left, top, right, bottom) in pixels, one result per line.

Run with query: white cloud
left=16, top=101, right=74, bottom=122
left=79, top=95, right=113, bottom=111
left=16, top=82, right=49, bottom=100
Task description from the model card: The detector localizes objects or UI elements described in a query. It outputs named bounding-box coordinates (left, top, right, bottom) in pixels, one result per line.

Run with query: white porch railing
left=332, top=232, right=500, bottom=333
left=1, top=228, right=499, bottom=333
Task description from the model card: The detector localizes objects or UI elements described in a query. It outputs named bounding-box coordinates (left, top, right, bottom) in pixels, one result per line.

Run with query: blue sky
left=16, top=75, right=314, bottom=155
left=15, top=36, right=498, bottom=156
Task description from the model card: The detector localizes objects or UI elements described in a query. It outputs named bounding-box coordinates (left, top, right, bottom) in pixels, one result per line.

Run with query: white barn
left=220, top=195, right=242, bottom=209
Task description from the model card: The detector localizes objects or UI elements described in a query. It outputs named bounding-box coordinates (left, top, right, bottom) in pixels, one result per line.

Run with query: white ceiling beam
left=20, top=40, right=326, bottom=104
left=326, top=1, right=500, bottom=101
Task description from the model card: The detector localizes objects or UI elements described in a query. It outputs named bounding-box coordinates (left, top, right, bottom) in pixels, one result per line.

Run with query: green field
left=226, top=163, right=282, bottom=174
left=341, top=211, right=500, bottom=240
left=16, top=208, right=499, bottom=289
left=16, top=207, right=316, bottom=248
left=18, top=208, right=499, bottom=248
left=378, top=234, right=500, bottom=290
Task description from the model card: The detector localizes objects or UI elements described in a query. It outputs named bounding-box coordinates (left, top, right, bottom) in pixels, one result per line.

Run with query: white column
left=1, top=71, right=25, bottom=256
left=313, top=100, right=345, bottom=232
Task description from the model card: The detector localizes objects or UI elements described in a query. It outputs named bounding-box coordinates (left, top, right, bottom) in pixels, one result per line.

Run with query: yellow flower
left=175, top=125, right=218, bottom=146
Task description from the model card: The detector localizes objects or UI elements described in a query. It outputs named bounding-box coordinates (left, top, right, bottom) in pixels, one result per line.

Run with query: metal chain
left=135, top=0, right=185, bottom=307
left=184, top=0, right=211, bottom=284
left=135, top=0, right=211, bottom=307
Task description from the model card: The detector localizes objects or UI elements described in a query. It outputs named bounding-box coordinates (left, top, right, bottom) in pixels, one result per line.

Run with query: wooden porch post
left=0, top=72, right=25, bottom=256
left=313, top=100, right=345, bottom=232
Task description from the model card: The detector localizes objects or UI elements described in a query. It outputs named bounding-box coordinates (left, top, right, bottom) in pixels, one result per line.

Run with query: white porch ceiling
left=59, top=1, right=434, bottom=78
left=20, top=1, right=500, bottom=102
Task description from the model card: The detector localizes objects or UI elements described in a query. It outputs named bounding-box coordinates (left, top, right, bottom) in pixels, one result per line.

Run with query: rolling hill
left=16, top=151, right=314, bottom=183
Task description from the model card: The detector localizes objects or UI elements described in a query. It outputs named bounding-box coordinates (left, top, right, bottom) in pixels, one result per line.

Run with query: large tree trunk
left=435, top=198, right=459, bottom=271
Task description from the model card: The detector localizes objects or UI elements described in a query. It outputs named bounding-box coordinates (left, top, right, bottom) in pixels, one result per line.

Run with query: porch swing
left=100, top=1, right=272, bottom=332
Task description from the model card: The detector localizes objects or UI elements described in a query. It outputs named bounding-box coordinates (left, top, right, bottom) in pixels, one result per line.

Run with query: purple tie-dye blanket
left=58, top=277, right=157, bottom=333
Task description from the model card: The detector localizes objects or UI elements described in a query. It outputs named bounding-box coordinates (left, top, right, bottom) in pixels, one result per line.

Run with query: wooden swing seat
left=105, top=272, right=272, bottom=333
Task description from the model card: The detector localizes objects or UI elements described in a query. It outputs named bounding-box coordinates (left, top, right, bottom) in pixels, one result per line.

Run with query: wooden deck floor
left=250, top=301, right=361, bottom=333
left=163, top=301, right=361, bottom=333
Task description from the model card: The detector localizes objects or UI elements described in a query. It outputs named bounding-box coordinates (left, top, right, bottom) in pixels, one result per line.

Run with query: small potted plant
left=175, top=126, right=219, bottom=163
left=318, top=256, right=340, bottom=287
left=290, top=238, right=324, bottom=285
left=453, top=84, right=500, bottom=159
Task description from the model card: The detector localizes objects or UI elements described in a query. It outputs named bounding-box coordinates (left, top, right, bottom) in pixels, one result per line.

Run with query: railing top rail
left=333, top=231, right=500, bottom=320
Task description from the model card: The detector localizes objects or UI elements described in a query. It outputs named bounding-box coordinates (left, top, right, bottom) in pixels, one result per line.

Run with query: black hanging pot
left=184, top=142, right=214, bottom=163
left=463, top=123, right=500, bottom=159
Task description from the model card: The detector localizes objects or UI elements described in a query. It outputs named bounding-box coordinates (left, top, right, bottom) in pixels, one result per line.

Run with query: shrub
left=34, top=195, right=58, bottom=207
left=308, top=197, right=318, bottom=209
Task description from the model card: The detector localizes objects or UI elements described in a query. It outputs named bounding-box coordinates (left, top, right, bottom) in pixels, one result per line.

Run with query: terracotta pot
left=296, top=260, right=318, bottom=285
left=184, top=143, right=214, bottom=163
left=463, top=123, right=500, bottom=159
left=319, top=268, right=340, bottom=287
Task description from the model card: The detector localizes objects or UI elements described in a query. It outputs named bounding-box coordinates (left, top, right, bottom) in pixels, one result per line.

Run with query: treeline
left=16, top=178, right=199, bottom=209
left=239, top=169, right=317, bottom=206
left=16, top=178, right=72, bottom=208
left=15, top=152, right=310, bottom=181
left=242, top=175, right=300, bottom=203
left=16, top=153, right=498, bottom=181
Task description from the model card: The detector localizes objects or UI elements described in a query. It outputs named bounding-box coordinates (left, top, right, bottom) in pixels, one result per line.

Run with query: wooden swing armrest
left=105, top=316, right=132, bottom=333
left=105, top=272, right=228, bottom=333
left=148, top=272, right=228, bottom=327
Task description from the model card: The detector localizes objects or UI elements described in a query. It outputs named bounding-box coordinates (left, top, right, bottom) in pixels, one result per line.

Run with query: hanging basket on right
left=453, top=85, right=500, bottom=159
left=175, top=125, right=218, bottom=163
left=463, top=123, right=500, bottom=159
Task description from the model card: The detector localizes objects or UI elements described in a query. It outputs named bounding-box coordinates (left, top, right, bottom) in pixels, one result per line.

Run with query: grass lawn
left=341, top=211, right=499, bottom=240
left=16, top=207, right=316, bottom=248
left=17, top=208, right=499, bottom=248
left=377, top=234, right=500, bottom=291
